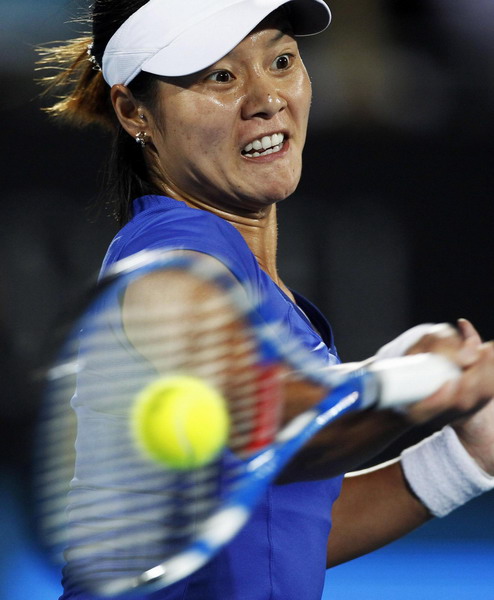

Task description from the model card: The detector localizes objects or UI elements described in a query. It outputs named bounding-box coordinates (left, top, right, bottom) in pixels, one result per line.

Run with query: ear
left=111, top=84, right=148, bottom=141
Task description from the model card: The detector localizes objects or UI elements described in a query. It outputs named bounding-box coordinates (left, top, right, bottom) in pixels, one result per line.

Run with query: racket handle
left=365, top=353, right=461, bottom=409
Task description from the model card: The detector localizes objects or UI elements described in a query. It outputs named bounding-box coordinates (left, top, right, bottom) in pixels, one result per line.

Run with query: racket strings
left=119, top=282, right=282, bottom=456
left=37, top=260, right=288, bottom=593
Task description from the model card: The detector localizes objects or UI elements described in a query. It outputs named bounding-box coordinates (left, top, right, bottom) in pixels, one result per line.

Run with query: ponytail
left=37, top=36, right=115, bottom=131
left=37, top=0, right=162, bottom=225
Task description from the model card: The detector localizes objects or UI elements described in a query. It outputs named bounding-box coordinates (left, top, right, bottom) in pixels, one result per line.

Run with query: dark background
left=1, top=1, right=493, bottom=597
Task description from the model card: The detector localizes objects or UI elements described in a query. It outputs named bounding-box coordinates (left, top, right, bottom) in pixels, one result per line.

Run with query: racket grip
left=366, top=353, right=461, bottom=409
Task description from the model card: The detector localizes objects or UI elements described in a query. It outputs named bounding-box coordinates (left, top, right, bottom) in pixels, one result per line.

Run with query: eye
left=206, top=70, right=234, bottom=83
left=272, top=54, right=293, bottom=71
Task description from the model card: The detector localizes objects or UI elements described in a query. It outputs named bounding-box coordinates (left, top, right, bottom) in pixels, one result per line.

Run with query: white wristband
left=401, top=425, right=494, bottom=517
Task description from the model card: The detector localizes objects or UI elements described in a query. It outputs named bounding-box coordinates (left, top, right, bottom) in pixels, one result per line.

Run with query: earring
left=135, top=131, right=147, bottom=148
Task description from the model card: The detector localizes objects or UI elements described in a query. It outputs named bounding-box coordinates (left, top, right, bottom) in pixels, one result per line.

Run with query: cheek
left=296, top=72, right=312, bottom=124
left=175, top=97, right=236, bottom=155
left=156, top=99, right=239, bottom=187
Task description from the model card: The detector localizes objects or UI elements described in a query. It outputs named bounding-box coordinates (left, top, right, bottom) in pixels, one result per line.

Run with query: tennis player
left=39, top=1, right=494, bottom=598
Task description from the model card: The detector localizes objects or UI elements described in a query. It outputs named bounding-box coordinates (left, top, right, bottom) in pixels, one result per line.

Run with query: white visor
left=102, top=0, right=331, bottom=87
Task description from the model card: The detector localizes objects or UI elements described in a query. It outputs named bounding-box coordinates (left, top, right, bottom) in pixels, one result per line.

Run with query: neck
left=168, top=189, right=286, bottom=289
left=233, top=208, right=294, bottom=299
left=230, top=205, right=280, bottom=281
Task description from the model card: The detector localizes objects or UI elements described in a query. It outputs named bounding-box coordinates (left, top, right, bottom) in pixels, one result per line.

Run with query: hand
left=451, top=319, right=494, bottom=475
left=406, top=319, right=494, bottom=475
left=399, top=320, right=482, bottom=424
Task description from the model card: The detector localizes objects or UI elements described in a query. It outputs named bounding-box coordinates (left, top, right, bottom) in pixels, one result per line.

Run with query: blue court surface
left=2, top=472, right=493, bottom=599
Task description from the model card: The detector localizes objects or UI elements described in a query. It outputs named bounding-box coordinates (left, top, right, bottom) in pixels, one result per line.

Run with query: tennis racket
left=35, top=249, right=459, bottom=598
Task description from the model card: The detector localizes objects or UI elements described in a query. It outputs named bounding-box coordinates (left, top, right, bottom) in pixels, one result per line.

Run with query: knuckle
left=484, top=341, right=494, bottom=356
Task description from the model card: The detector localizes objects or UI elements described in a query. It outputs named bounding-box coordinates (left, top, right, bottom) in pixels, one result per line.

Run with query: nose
left=241, top=74, right=287, bottom=120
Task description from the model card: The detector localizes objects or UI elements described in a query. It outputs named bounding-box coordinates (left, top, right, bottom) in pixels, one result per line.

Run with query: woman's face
left=148, top=15, right=312, bottom=216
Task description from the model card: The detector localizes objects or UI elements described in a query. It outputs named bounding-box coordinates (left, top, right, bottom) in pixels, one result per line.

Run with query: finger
left=406, top=342, right=494, bottom=426
left=455, top=319, right=482, bottom=366
left=408, top=323, right=459, bottom=349
left=457, top=318, right=482, bottom=344
left=473, top=342, right=494, bottom=398
left=449, top=343, right=494, bottom=410
left=407, top=323, right=462, bottom=361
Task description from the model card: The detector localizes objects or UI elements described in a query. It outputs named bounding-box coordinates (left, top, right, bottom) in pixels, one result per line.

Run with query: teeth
left=261, top=136, right=271, bottom=150
left=243, top=133, right=284, bottom=157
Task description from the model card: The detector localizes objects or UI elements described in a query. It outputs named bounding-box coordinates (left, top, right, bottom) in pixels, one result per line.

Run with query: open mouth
left=242, top=133, right=285, bottom=158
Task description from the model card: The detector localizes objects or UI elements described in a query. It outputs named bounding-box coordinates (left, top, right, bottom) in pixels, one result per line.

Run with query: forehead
left=215, top=10, right=296, bottom=64
left=226, top=27, right=296, bottom=62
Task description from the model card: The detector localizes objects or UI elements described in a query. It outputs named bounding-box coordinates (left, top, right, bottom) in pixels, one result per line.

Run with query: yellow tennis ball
left=132, top=375, right=229, bottom=469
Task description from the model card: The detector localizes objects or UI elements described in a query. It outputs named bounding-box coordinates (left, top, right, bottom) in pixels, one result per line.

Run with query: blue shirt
left=62, top=195, right=343, bottom=600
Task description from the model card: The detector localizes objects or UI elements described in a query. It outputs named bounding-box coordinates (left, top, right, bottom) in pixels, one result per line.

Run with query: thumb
left=457, top=318, right=482, bottom=344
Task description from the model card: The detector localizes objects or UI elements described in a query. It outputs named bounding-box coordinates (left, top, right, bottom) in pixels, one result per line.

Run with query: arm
left=280, top=323, right=481, bottom=481
left=326, top=459, right=430, bottom=568
left=327, top=319, right=494, bottom=567
left=327, top=407, right=494, bottom=568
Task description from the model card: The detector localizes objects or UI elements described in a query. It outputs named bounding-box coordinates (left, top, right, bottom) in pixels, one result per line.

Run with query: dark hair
left=37, top=0, right=162, bottom=225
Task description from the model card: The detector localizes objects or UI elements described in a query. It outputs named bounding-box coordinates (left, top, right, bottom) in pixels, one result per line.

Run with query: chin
left=236, top=172, right=301, bottom=208
left=263, top=175, right=301, bottom=202
left=269, top=180, right=300, bottom=202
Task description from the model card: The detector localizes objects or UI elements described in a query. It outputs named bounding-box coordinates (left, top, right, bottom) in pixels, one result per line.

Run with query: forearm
left=278, top=408, right=412, bottom=482
left=327, top=421, right=494, bottom=567
left=326, top=459, right=431, bottom=568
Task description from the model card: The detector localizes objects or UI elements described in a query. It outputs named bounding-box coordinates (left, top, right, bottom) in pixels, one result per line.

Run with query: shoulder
left=107, top=195, right=244, bottom=254
left=101, top=195, right=260, bottom=287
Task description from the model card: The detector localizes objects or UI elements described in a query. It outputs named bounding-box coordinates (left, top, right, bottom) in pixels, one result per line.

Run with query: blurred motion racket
left=35, top=250, right=459, bottom=598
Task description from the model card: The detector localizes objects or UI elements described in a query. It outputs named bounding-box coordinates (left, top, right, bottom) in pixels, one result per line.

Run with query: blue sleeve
left=101, top=201, right=263, bottom=305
